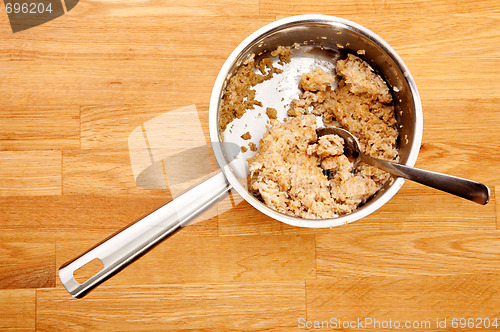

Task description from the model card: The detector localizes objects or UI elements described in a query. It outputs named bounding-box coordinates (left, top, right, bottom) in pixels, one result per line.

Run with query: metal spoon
left=316, top=127, right=490, bottom=205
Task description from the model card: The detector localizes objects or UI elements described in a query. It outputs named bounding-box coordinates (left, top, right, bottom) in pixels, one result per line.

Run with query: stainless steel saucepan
left=59, top=15, right=424, bottom=298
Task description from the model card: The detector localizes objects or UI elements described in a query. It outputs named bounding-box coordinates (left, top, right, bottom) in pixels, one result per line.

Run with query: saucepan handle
left=58, top=171, right=231, bottom=298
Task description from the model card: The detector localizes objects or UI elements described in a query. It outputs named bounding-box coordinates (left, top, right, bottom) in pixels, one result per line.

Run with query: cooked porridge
left=219, top=49, right=398, bottom=219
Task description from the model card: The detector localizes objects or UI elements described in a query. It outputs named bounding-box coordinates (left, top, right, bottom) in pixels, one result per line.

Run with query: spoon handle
left=58, top=171, right=231, bottom=298
left=360, top=155, right=490, bottom=205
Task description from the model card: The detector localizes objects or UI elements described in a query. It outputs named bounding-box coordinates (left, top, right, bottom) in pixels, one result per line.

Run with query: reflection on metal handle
left=361, top=155, right=490, bottom=205
left=58, top=171, right=231, bottom=298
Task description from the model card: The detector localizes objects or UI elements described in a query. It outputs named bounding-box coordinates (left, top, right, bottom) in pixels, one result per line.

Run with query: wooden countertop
left=1, top=0, right=499, bottom=330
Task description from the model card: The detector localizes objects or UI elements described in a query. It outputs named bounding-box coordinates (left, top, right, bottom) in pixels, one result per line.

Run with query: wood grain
left=217, top=196, right=288, bottom=236
left=416, top=97, right=500, bottom=185
left=0, top=16, right=275, bottom=107
left=72, top=0, right=261, bottom=18
left=496, top=187, right=499, bottom=229
left=306, top=274, right=500, bottom=329
left=37, top=282, right=305, bottom=331
left=316, top=230, right=500, bottom=277
left=371, top=182, right=496, bottom=231
left=62, top=149, right=167, bottom=196
left=0, top=105, right=79, bottom=150
left=80, top=104, right=171, bottom=150
left=261, top=0, right=500, bottom=16
left=0, top=195, right=216, bottom=236
left=0, top=151, right=61, bottom=196
left=0, top=238, right=55, bottom=289
left=0, top=289, right=35, bottom=331
left=56, top=233, right=316, bottom=287
left=0, top=0, right=498, bottom=330
left=80, top=104, right=213, bottom=151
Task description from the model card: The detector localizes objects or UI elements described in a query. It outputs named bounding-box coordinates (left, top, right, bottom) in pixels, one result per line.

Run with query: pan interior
left=220, top=45, right=343, bottom=180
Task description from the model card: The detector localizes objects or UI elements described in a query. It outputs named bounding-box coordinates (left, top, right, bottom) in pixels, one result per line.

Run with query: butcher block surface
left=0, top=0, right=499, bottom=330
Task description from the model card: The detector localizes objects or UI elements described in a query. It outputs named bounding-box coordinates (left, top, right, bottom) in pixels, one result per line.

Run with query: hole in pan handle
left=58, top=171, right=231, bottom=298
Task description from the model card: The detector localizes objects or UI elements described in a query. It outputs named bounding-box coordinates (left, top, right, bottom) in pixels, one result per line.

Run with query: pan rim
left=209, top=14, right=423, bottom=228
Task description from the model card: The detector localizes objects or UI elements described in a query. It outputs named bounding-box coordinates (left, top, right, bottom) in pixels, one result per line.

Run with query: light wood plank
left=261, top=0, right=499, bottom=18
left=0, top=233, right=55, bottom=289
left=218, top=196, right=288, bottom=236
left=0, top=289, right=35, bottom=331
left=80, top=103, right=212, bottom=154
left=0, top=105, right=79, bottom=150
left=0, top=2, right=497, bottom=331
left=0, top=151, right=61, bottom=196
left=63, top=141, right=219, bottom=203
left=306, top=274, right=500, bottom=329
left=495, top=187, right=499, bottom=229
left=37, top=282, right=305, bottom=331
left=416, top=140, right=497, bottom=185
left=56, top=234, right=315, bottom=287
left=371, top=182, right=496, bottom=231
left=406, top=57, right=499, bottom=103
left=80, top=104, right=190, bottom=150
left=0, top=195, right=217, bottom=236
left=68, top=0, right=260, bottom=18
left=421, top=98, right=499, bottom=144
left=62, top=149, right=168, bottom=196
left=316, top=230, right=500, bottom=277
left=417, top=98, right=499, bottom=185
left=0, top=17, right=275, bottom=107
left=0, top=15, right=267, bottom=61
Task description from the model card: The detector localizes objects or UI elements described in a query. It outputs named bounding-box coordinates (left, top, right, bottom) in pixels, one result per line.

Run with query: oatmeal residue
left=218, top=47, right=292, bottom=131
left=219, top=48, right=398, bottom=219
